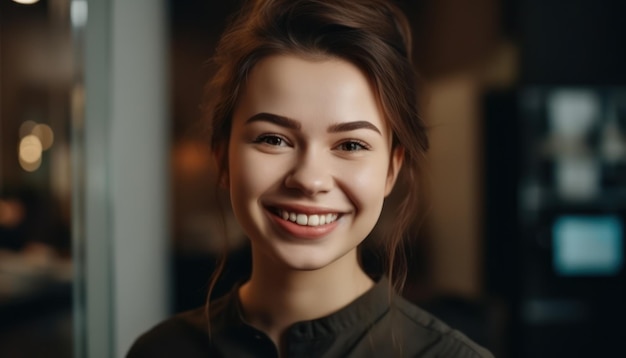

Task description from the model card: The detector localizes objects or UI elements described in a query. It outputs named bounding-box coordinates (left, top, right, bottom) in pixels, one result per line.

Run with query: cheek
left=337, top=156, right=390, bottom=210
left=228, top=144, right=283, bottom=204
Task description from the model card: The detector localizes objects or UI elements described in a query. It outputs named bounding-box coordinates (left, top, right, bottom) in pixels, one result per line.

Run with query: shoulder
left=126, top=308, right=210, bottom=358
left=390, top=295, right=494, bottom=358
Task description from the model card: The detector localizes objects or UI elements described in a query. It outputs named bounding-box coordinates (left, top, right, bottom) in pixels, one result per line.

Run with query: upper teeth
left=279, top=209, right=338, bottom=227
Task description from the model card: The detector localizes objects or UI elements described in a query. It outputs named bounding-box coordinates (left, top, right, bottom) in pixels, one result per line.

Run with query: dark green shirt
left=127, top=278, right=493, bottom=357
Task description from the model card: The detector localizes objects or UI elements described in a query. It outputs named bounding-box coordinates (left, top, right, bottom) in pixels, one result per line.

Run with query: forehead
left=234, top=55, right=386, bottom=132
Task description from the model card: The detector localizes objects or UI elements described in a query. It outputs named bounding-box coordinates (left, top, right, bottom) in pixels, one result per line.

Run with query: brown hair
left=205, top=0, right=429, bottom=302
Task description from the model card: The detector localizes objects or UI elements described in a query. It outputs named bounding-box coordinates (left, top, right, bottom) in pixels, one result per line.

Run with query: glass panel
left=0, top=0, right=75, bottom=357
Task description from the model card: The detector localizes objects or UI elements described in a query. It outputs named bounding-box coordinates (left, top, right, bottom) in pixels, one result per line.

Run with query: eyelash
left=253, top=134, right=290, bottom=147
left=252, top=134, right=371, bottom=152
left=337, top=140, right=371, bottom=152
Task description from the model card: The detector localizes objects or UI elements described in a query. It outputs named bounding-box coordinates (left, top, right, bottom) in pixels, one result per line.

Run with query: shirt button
left=254, top=334, right=261, bottom=339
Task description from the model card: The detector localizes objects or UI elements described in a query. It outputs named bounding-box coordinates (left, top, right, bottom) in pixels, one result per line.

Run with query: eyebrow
left=245, top=112, right=382, bottom=135
left=327, top=121, right=381, bottom=135
left=245, top=113, right=301, bottom=130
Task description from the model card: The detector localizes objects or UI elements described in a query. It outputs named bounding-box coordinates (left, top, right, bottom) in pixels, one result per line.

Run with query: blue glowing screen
left=552, top=215, right=624, bottom=276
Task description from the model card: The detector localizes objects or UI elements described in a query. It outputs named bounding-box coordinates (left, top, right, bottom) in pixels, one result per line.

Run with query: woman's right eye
left=253, top=134, right=289, bottom=147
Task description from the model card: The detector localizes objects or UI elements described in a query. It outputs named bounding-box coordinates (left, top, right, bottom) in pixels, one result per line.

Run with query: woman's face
left=227, top=54, right=402, bottom=271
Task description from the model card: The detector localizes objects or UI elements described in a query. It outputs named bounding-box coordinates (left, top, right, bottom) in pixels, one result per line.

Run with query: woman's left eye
left=337, top=140, right=370, bottom=152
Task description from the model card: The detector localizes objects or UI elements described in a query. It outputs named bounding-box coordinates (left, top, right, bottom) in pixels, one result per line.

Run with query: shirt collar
left=213, top=276, right=393, bottom=341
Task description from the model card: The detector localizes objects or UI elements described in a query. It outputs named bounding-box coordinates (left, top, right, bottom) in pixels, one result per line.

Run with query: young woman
left=129, top=0, right=493, bottom=357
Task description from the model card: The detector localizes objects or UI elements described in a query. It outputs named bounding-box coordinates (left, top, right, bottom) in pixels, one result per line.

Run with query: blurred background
left=1, top=0, right=625, bottom=357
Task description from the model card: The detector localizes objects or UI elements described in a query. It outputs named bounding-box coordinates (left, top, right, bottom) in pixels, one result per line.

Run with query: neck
left=238, top=248, right=374, bottom=346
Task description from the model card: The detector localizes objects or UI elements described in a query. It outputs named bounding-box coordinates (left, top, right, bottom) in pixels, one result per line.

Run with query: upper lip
left=263, top=202, right=346, bottom=215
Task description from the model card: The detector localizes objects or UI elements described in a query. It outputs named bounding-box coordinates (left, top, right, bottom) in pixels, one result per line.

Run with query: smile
left=265, top=205, right=343, bottom=239
left=277, top=209, right=339, bottom=227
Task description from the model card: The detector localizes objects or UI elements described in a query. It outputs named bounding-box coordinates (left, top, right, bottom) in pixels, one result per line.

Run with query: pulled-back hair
left=205, top=0, right=429, bottom=296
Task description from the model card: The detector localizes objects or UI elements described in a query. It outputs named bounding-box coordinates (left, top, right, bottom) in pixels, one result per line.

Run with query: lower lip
left=266, top=210, right=340, bottom=239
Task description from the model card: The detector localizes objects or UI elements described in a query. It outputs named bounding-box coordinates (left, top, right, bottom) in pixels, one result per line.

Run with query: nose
left=284, top=148, right=333, bottom=196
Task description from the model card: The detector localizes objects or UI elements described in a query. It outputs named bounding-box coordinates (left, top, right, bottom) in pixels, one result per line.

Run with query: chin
left=271, top=244, right=352, bottom=272
left=283, top=259, right=333, bottom=272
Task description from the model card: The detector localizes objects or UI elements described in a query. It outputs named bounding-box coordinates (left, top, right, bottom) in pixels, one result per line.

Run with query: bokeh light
left=19, top=155, right=42, bottom=172
left=19, top=135, right=43, bottom=172
left=32, top=124, right=54, bottom=150
left=19, top=120, right=38, bottom=139
left=12, top=0, right=40, bottom=4
left=0, top=199, right=25, bottom=228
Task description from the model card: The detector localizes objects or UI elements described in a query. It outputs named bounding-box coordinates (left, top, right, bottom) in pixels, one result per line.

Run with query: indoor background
left=1, top=0, right=625, bottom=357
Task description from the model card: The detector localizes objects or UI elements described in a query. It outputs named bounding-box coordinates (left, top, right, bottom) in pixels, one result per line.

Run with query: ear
left=213, top=144, right=229, bottom=189
left=384, top=146, right=404, bottom=197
